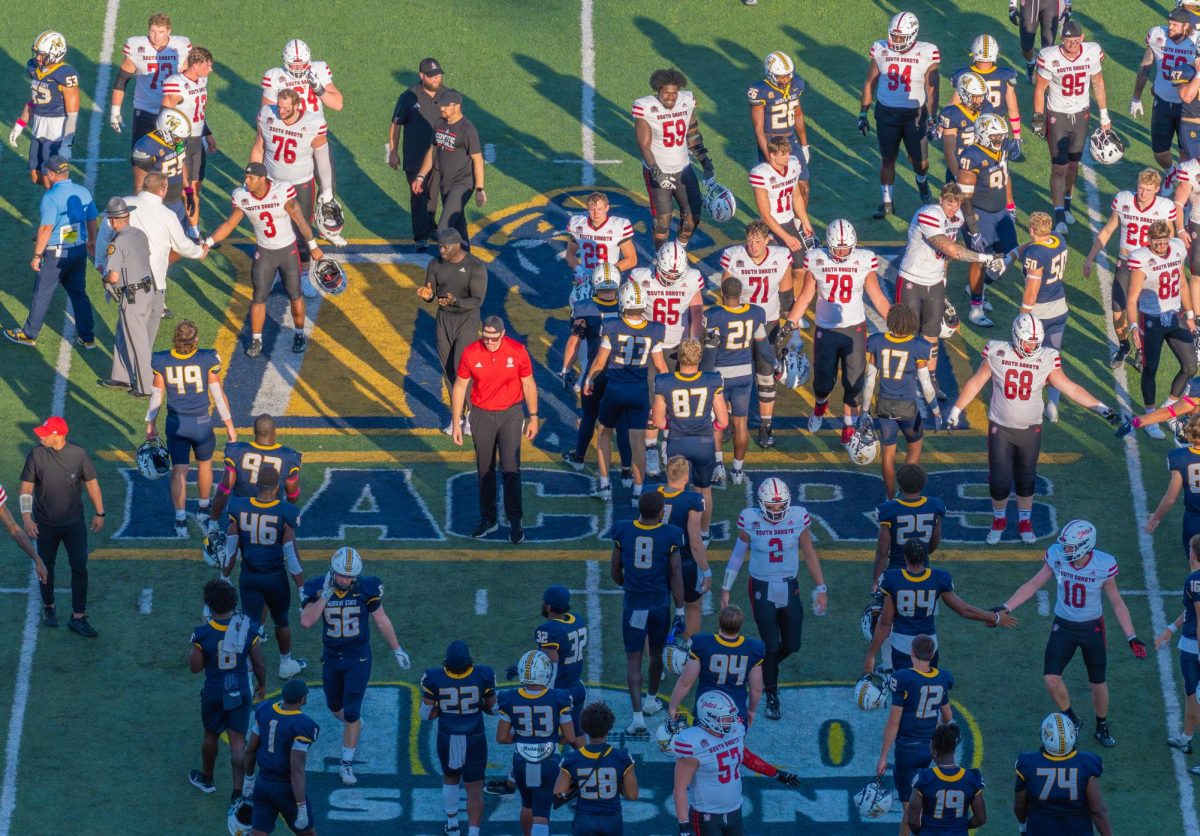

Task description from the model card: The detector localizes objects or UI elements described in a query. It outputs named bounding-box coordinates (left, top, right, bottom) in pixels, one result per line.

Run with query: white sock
left=633, top=484, right=643, bottom=498
left=843, top=415, right=854, bottom=427
left=342, top=746, right=356, bottom=762
left=469, top=828, right=480, bottom=836
left=993, top=508, right=1006, bottom=520
left=280, top=652, right=292, bottom=662
left=715, top=451, right=724, bottom=463
left=442, top=782, right=459, bottom=815
left=175, top=510, right=186, bottom=521
left=632, top=710, right=644, bottom=726
left=531, top=825, right=550, bottom=836
left=915, top=173, right=927, bottom=184
left=732, top=458, right=743, bottom=470
left=296, top=326, right=304, bottom=335
left=599, top=476, right=610, bottom=487
left=881, top=184, right=893, bottom=203
left=252, top=332, right=262, bottom=342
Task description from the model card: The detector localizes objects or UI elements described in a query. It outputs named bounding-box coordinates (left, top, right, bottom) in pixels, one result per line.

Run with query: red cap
left=33, top=416, right=69, bottom=438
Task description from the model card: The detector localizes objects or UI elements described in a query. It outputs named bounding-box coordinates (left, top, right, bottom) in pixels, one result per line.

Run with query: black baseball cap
left=419, top=57, right=443, bottom=76
left=1061, top=20, right=1083, bottom=38
left=244, top=162, right=268, bottom=177
left=1170, top=7, right=1192, bottom=23
left=42, top=155, right=69, bottom=175
left=436, top=88, right=463, bottom=107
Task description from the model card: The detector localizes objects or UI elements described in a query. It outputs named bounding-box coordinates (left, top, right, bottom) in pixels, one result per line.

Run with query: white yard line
left=1035, top=590, right=1049, bottom=617
left=474, top=588, right=488, bottom=616
left=0, top=569, right=44, bottom=836
left=1081, top=154, right=1199, bottom=833
left=138, top=588, right=153, bottom=615
left=579, top=0, right=597, bottom=187
left=585, top=561, right=603, bottom=684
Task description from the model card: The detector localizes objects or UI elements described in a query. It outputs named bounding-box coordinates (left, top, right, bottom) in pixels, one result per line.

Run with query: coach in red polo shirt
left=451, top=316, right=539, bottom=544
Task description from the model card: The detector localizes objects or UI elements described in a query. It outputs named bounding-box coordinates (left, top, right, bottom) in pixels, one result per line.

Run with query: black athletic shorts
left=251, top=244, right=302, bottom=303
left=896, top=278, right=946, bottom=341
left=875, top=103, right=928, bottom=165
left=1046, top=109, right=1088, bottom=165
left=1044, top=615, right=1107, bottom=684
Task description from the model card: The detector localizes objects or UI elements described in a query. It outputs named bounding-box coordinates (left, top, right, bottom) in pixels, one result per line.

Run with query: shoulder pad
left=358, top=576, right=384, bottom=598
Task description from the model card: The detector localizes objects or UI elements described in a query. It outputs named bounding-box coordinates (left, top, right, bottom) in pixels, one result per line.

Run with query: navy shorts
left=1182, top=649, right=1200, bottom=697
left=200, top=690, right=250, bottom=735
left=599, top=382, right=649, bottom=430
left=1041, top=313, right=1067, bottom=351
left=667, top=434, right=716, bottom=488
left=681, top=557, right=703, bottom=604
left=1026, top=811, right=1097, bottom=836
left=622, top=602, right=670, bottom=653
left=240, top=568, right=291, bottom=628
left=721, top=374, right=753, bottom=418
left=513, top=752, right=561, bottom=818
left=436, top=729, right=488, bottom=782
left=893, top=742, right=931, bottom=796
left=252, top=776, right=301, bottom=833
left=29, top=137, right=63, bottom=172
left=976, top=208, right=1018, bottom=254
left=166, top=411, right=216, bottom=465
left=876, top=398, right=923, bottom=446
left=573, top=812, right=625, bottom=835
left=323, top=646, right=372, bottom=723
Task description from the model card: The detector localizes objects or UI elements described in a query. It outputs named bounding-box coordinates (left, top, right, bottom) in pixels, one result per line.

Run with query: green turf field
left=0, top=0, right=1197, bottom=833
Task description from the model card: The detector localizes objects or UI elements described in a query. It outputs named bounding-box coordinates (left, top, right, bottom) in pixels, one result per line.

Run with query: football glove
left=1031, top=113, right=1047, bottom=139
left=985, top=256, right=1006, bottom=276
left=1129, top=636, right=1147, bottom=659
left=944, top=406, right=963, bottom=430
left=1007, top=138, right=1023, bottom=161
left=967, top=231, right=986, bottom=253
left=671, top=614, right=686, bottom=638
left=1008, top=0, right=1021, bottom=26
left=776, top=770, right=801, bottom=790
left=394, top=646, right=411, bottom=670
left=559, top=368, right=577, bottom=391
left=306, top=69, right=325, bottom=96
left=109, top=106, right=123, bottom=133
left=321, top=571, right=335, bottom=600
left=8, top=122, right=22, bottom=147
left=701, top=161, right=715, bottom=182
left=505, top=663, right=520, bottom=681
left=1006, top=203, right=1017, bottom=222
left=293, top=801, right=310, bottom=831
left=1129, top=99, right=1144, bottom=119
left=1115, top=416, right=1136, bottom=438
left=1100, top=407, right=1122, bottom=427
left=857, top=112, right=870, bottom=136
left=649, top=164, right=676, bottom=190
left=704, top=328, right=722, bottom=349
left=679, top=824, right=694, bottom=836
left=774, top=320, right=797, bottom=360
left=183, top=188, right=196, bottom=215
left=925, top=117, right=940, bottom=143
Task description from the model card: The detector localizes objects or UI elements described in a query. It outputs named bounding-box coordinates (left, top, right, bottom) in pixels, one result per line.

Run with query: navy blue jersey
left=535, top=612, right=588, bottom=690
left=688, top=632, right=765, bottom=717
left=222, top=441, right=303, bottom=498
left=600, top=317, right=665, bottom=385
left=190, top=617, right=260, bottom=696
left=576, top=296, right=622, bottom=363
left=420, top=664, right=497, bottom=735
left=957, top=143, right=1008, bottom=213
left=937, top=101, right=995, bottom=158
left=131, top=131, right=187, bottom=202
left=152, top=348, right=222, bottom=417
left=868, top=332, right=931, bottom=402
left=880, top=567, right=955, bottom=640
left=952, top=64, right=1018, bottom=112
left=251, top=701, right=319, bottom=782
left=26, top=60, right=79, bottom=119
left=655, top=371, right=724, bottom=437
left=301, top=576, right=383, bottom=649
left=1022, top=235, right=1069, bottom=305
left=890, top=667, right=954, bottom=746
left=704, top=304, right=767, bottom=374
left=911, top=764, right=985, bottom=832
left=613, top=520, right=683, bottom=608
left=1015, top=749, right=1104, bottom=822
left=746, top=77, right=805, bottom=137
left=227, top=497, right=300, bottom=573
left=877, top=495, right=947, bottom=570
left=1168, top=446, right=1200, bottom=517
left=1184, top=569, right=1200, bottom=641
left=559, top=744, right=635, bottom=816
left=658, top=486, right=705, bottom=561
left=496, top=686, right=574, bottom=744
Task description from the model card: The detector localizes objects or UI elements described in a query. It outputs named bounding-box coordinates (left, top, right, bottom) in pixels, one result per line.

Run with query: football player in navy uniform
left=956, top=113, right=1014, bottom=327
left=874, top=464, right=946, bottom=584
left=221, top=466, right=305, bottom=681
left=652, top=339, right=729, bottom=534
left=554, top=701, right=638, bottom=836
left=188, top=579, right=266, bottom=800
left=420, top=639, right=496, bottom=836
left=496, top=650, right=577, bottom=836
left=748, top=52, right=810, bottom=200
left=131, top=106, right=194, bottom=225
left=865, top=540, right=1016, bottom=675
left=1147, top=415, right=1200, bottom=562
left=10, top=31, right=79, bottom=186
left=1015, top=712, right=1113, bottom=836
left=301, top=547, right=410, bottom=788
left=534, top=585, right=589, bottom=729
left=1014, top=212, right=1071, bottom=422
left=146, top=320, right=236, bottom=538
left=667, top=604, right=764, bottom=725
left=210, top=413, right=302, bottom=529
left=938, top=71, right=993, bottom=181
left=950, top=35, right=1021, bottom=158
left=907, top=722, right=986, bottom=834
left=611, top=491, right=685, bottom=736
left=864, top=305, right=941, bottom=500
left=241, top=678, right=319, bottom=836
left=1157, top=533, right=1200, bottom=768
left=876, top=634, right=954, bottom=832
left=658, top=456, right=711, bottom=637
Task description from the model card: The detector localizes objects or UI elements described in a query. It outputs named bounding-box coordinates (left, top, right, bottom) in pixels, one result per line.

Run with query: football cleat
left=278, top=657, right=307, bottom=680
left=1018, top=519, right=1036, bottom=544
left=964, top=283, right=993, bottom=312
left=339, top=760, right=358, bottom=786
left=1088, top=128, right=1126, bottom=165
left=174, top=519, right=190, bottom=539
left=755, top=422, right=774, bottom=448
left=702, top=181, right=737, bottom=222
left=853, top=674, right=888, bottom=711
left=846, top=419, right=880, bottom=466
left=1145, top=423, right=1166, bottom=440
left=642, top=695, right=663, bottom=716
left=764, top=690, right=781, bottom=720
left=311, top=257, right=348, bottom=297
left=624, top=720, right=649, bottom=738
left=484, top=778, right=516, bottom=796
left=561, top=450, right=585, bottom=471
left=986, top=517, right=1007, bottom=545
left=968, top=305, right=993, bottom=328
left=872, top=202, right=894, bottom=220
left=645, top=446, right=662, bottom=477
left=711, top=463, right=727, bottom=488
left=591, top=483, right=611, bottom=501
left=1094, top=720, right=1116, bottom=748
left=757, top=477, right=791, bottom=522
left=854, top=779, right=894, bottom=819
left=136, top=438, right=171, bottom=480
left=731, top=467, right=745, bottom=485
left=1168, top=734, right=1194, bottom=754
left=156, top=107, right=191, bottom=146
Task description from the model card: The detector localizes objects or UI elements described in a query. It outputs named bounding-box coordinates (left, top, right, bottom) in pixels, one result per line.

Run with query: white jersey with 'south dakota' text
left=232, top=180, right=297, bottom=249
left=870, top=40, right=940, bottom=109
left=982, top=341, right=1061, bottom=429
left=748, top=157, right=802, bottom=226
left=632, top=267, right=705, bottom=348
left=1036, top=42, right=1104, bottom=114
left=720, top=245, right=793, bottom=322
left=670, top=722, right=746, bottom=815
left=898, top=204, right=964, bottom=286
left=1044, top=543, right=1118, bottom=622
left=123, top=34, right=191, bottom=113
left=632, top=90, right=696, bottom=175
left=737, top=506, right=811, bottom=582
left=804, top=248, right=879, bottom=329
left=256, top=105, right=327, bottom=185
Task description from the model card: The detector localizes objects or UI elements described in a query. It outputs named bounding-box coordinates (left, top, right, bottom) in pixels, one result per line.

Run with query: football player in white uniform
left=749, top=135, right=813, bottom=267
left=633, top=68, right=717, bottom=250
left=859, top=12, right=941, bottom=219
left=947, top=315, right=1122, bottom=544
left=720, top=479, right=827, bottom=721
left=110, top=12, right=190, bottom=144
left=1131, top=7, right=1197, bottom=171
left=996, top=520, right=1146, bottom=747
left=161, top=46, right=215, bottom=240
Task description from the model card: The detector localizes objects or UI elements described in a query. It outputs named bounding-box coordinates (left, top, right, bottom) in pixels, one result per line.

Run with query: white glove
left=8, top=123, right=23, bottom=147
left=293, top=800, right=310, bottom=831
left=321, top=571, right=335, bottom=600
left=242, top=774, right=255, bottom=798
left=703, top=176, right=717, bottom=190
left=394, top=646, right=411, bottom=670
left=109, top=105, right=123, bottom=133
left=801, top=145, right=810, bottom=164
left=1129, top=99, right=1144, bottom=119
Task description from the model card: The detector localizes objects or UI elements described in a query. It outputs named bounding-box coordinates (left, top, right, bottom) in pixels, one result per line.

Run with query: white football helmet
left=782, top=335, right=812, bottom=391
left=1057, top=520, right=1097, bottom=566
left=974, top=112, right=1008, bottom=153
left=847, top=420, right=880, bottom=466
left=826, top=219, right=858, bottom=262
left=283, top=39, right=312, bottom=79
left=854, top=779, right=895, bottom=818
left=656, top=716, right=688, bottom=753
left=618, top=280, right=646, bottom=313
left=763, top=51, right=795, bottom=85
left=1089, top=128, right=1126, bottom=165
left=702, top=182, right=737, bottom=223
left=516, top=649, right=554, bottom=687
left=757, top=477, right=791, bottom=522
left=32, top=31, right=68, bottom=66
left=861, top=596, right=883, bottom=640
left=854, top=674, right=888, bottom=711
left=156, top=107, right=191, bottom=145
left=940, top=301, right=961, bottom=340
left=136, top=438, right=171, bottom=480
left=887, top=12, right=920, bottom=52
left=330, top=547, right=363, bottom=590
left=592, top=263, right=621, bottom=292
left=970, top=34, right=1000, bottom=64
left=1011, top=312, right=1044, bottom=358
left=1041, top=712, right=1078, bottom=757
left=655, top=241, right=689, bottom=285
left=663, top=636, right=691, bottom=676
left=202, top=528, right=226, bottom=569
left=227, top=798, right=253, bottom=836
left=695, top=691, right=740, bottom=736
left=956, top=71, right=988, bottom=112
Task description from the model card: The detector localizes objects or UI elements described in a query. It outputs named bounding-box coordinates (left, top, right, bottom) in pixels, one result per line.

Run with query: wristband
left=218, top=481, right=232, bottom=495
left=527, top=413, right=538, bottom=418
left=1168, top=622, right=1178, bottom=633
left=701, top=569, right=712, bottom=578
left=19, top=495, right=33, bottom=515
left=203, top=236, right=215, bottom=247
left=415, top=173, right=426, bottom=181
left=476, top=187, right=486, bottom=192
left=94, top=512, right=105, bottom=517
left=675, top=607, right=685, bottom=617
left=1132, top=415, right=1143, bottom=429
left=859, top=110, right=868, bottom=119
left=994, top=611, right=1001, bottom=626
left=184, top=187, right=194, bottom=195
left=1188, top=312, right=1196, bottom=321
left=1006, top=203, right=1016, bottom=213
left=306, top=238, right=317, bottom=249
left=15, top=119, right=26, bottom=128
left=814, top=584, right=827, bottom=594
left=1099, top=108, right=1110, bottom=123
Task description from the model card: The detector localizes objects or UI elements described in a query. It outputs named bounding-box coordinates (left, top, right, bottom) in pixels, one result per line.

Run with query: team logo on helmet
left=763, top=51, right=795, bottom=85
left=695, top=691, right=740, bottom=736
left=887, top=12, right=920, bottom=52
left=330, top=547, right=362, bottom=591
left=32, top=31, right=68, bottom=66
left=973, top=112, right=1008, bottom=153
left=1041, top=712, right=1078, bottom=757
left=847, top=419, right=880, bottom=466
left=853, top=673, right=888, bottom=711
left=156, top=107, right=191, bottom=145
left=618, top=280, right=645, bottom=313
left=854, top=779, right=895, bottom=818
left=702, top=182, right=737, bottom=223
left=956, top=72, right=988, bottom=112
left=655, top=241, right=689, bottom=285
left=1011, top=312, right=1044, bottom=358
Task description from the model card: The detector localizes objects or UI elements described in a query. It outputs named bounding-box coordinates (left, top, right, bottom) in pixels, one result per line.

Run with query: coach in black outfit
left=412, top=88, right=486, bottom=247
left=18, top=416, right=104, bottom=637
left=389, top=57, right=444, bottom=244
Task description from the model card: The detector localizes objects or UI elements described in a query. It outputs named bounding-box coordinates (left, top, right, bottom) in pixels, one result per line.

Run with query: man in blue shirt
left=242, top=678, right=319, bottom=836
left=5, top=155, right=98, bottom=348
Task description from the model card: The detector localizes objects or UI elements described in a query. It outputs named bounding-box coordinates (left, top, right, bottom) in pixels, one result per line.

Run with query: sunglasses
left=481, top=333, right=504, bottom=342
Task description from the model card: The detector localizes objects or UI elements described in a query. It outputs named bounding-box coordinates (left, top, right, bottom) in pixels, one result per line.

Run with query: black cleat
left=246, top=338, right=263, bottom=358
left=471, top=519, right=499, bottom=538
left=67, top=616, right=98, bottom=638
left=918, top=181, right=933, bottom=204
left=872, top=202, right=893, bottom=220
left=1128, top=346, right=1144, bottom=373
left=1108, top=343, right=1129, bottom=369
left=292, top=333, right=307, bottom=354
left=756, top=422, right=775, bottom=449
left=1094, top=721, right=1116, bottom=748
left=764, top=691, right=781, bottom=721
left=561, top=450, right=586, bottom=471
left=484, top=778, right=516, bottom=796
left=509, top=523, right=525, bottom=544
left=42, top=606, right=57, bottom=628
left=188, top=770, right=216, bottom=793
left=161, top=307, right=175, bottom=320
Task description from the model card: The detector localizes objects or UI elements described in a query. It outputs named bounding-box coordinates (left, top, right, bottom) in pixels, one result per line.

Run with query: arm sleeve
left=209, top=381, right=232, bottom=422
left=313, top=141, right=334, bottom=198
left=456, top=261, right=487, bottom=310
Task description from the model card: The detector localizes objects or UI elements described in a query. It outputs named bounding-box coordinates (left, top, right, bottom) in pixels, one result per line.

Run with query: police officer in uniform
left=98, top=197, right=156, bottom=396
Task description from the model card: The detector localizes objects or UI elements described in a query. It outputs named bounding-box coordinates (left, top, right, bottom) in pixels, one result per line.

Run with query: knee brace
left=756, top=373, right=776, bottom=402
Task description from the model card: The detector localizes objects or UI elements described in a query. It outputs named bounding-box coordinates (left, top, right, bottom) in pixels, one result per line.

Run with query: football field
left=0, top=0, right=1197, bottom=833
